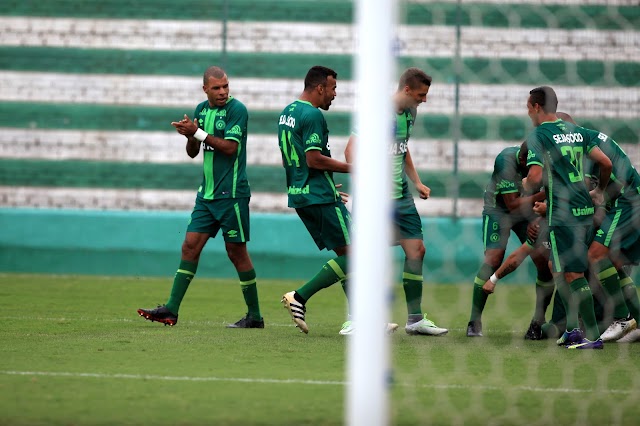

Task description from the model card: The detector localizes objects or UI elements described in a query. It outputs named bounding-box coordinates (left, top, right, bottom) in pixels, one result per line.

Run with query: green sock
left=534, top=278, right=555, bottom=323
left=296, top=255, right=347, bottom=302
left=549, top=289, right=567, bottom=326
left=619, top=268, right=640, bottom=321
left=165, top=260, right=198, bottom=315
left=340, top=279, right=350, bottom=316
left=554, top=276, right=579, bottom=332
left=541, top=321, right=562, bottom=339
left=402, top=258, right=423, bottom=315
left=570, top=277, right=599, bottom=341
left=470, top=263, right=494, bottom=322
left=597, top=259, right=629, bottom=320
left=239, top=269, right=261, bottom=320
left=542, top=289, right=567, bottom=339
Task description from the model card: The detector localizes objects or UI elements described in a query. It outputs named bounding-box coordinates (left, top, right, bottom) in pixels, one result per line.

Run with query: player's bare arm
left=405, top=149, right=430, bottom=199
left=482, top=243, right=535, bottom=294
left=170, top=115, right=201, bottom=158
left=335, top=183, right=349, bottom=204
left=588, top=146, right=612, bottom=206
left=171, top=114, right=238, bottom=156
left=532, top=200, right=547, bottom=216
left=185, top=136, right=200, bottom=158
left=523, top=165, right=543, bottom=193
left=502, top=190, right=545, bottom=215
left=344, top=134, right=355, bottom=164
left=306, top=149, right=351, bottom=173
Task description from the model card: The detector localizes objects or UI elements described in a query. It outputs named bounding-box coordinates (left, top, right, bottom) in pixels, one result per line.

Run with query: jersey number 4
left=280, top=130, right=300, bottom=167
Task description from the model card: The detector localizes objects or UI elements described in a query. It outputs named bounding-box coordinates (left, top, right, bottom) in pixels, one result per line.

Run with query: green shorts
left=296, top=201, right=351, bottom=251
left=186, top=197, right=250, bottom=243
left=593, top=199, right=640, bottom=262
left=524, top=217, right=551, bottom=249
left=393, top=196, right=423, bottom=241
left=549, top=224, right=594, bottom=273
left=482, top=212, right=529, bottom=251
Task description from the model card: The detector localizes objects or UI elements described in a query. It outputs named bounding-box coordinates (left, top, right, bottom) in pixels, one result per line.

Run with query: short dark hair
left=203, top=66, right=226, bottom=84
left=518, top=141, right=528, bottom=168
left=304, top=66, right=337, bottom=91
left=398, top=67, right=432, bottom=90
left=529, top=86, right=558, bottom=113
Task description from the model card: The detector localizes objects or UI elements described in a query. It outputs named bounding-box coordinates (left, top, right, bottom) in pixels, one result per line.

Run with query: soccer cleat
left=226, top=314, right=264, bottom=329
left=566, top=338, right=604, bottom=350
left=281, top=291, right=308, bottom=334
left=386, top=323, right=400, bottom=334
left=600, top=317, right=637, bottom=342
left=524, top=319, right=543, bottom=340
left=137, top=305, right=178, bottom=326
left=466, top=320, right=483, bottom=337
left=405, top=314, right=448, bottom=336
left=556, top=328, right=583, bottom=346
left=338, top=321, right=399, bottom=336
left=339, top=320, right=355, bottom=335
left=616, top=328, right=640, bottom=343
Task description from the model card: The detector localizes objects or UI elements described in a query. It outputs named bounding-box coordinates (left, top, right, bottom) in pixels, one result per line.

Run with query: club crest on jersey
left=496, top=180, right=515, bottom=190
left=216, top=120, right=225, bottom=130
left=228, top=125, right=242, bottom=136
left=306, top=133, right=321, bottom=145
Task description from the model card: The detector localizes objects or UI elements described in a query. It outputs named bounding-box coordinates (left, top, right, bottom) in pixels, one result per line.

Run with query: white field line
left=0, top=370, right=633, bottom=395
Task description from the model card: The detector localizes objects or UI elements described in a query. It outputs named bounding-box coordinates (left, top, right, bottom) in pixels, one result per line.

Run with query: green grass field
left=1, top=273, right=639, bottom=425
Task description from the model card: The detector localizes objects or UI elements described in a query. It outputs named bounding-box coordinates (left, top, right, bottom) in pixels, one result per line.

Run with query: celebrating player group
left=136, top=64, right=640, bottom=349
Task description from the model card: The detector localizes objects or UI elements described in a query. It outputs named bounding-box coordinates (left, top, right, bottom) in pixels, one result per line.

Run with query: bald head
left=556, top=111, right=576, bottom=125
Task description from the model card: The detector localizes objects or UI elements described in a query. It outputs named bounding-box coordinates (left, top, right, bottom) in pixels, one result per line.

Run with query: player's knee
left=226, top=243, right=249, bottom=265
left=181, top=241, right=202, bottom=261
left=483, top=250, right=505, bottom=269
left=588, top=242, right=608, bottom=263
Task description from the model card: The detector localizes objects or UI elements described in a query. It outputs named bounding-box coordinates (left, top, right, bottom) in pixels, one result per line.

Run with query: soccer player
left=523, top=86, right=612, bottom=349
left=466, top=142, right=551, bottom=338
left=342, top=67, right=448, bottom=336
left=572, top=116, right=640, bottom=342
left=481, top=205, right=568, bottom=340
left=137, top=66, right=263, bottom=329
left=481, top=111, right=640, bottom=343
left=278, top=66, right=353, bottom=334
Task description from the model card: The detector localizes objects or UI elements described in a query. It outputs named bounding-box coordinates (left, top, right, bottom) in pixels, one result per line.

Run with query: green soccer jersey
left=193, top=96, right=251, bottom=200
left=390, top=108, right=416, bottom=199
left=277, top=100, right=340, bottom=208
left=482, top=146, right=528, bottom=217
left=526, top=119, right=598, bottom=225
left=584, top=128, right=640, bottom=203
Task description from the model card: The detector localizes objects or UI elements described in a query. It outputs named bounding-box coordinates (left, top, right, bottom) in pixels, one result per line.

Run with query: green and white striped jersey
left=193, top=96, right=251, bottom=200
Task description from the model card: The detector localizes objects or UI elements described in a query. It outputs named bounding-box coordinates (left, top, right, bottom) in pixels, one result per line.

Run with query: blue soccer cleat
left=556, top=328, right=583, bottom=346
left=566, top=338, right=604, bottom=350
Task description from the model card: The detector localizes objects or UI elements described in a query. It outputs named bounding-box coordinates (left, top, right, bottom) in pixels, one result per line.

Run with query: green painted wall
left=0, top=208, right=560, bottom=285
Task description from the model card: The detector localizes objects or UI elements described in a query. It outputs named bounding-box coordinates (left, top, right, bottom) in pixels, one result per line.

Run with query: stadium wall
left=1, top=1, right=638, bottom=216
left=0, top=208, right=545, bottom=285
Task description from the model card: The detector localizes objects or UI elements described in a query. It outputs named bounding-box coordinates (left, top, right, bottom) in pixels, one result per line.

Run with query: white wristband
left=489, top=274, right=499, bottom=284
left=193, top=128, right=208, bottom=142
